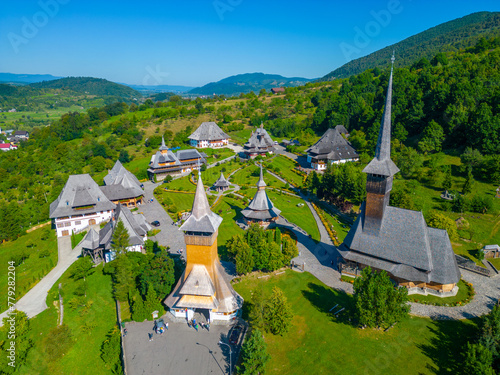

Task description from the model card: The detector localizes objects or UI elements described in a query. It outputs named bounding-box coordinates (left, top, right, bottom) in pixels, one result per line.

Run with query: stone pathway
left=0, top=234, right=85, bottom=325
left=141, top=181, right=186, bottom=254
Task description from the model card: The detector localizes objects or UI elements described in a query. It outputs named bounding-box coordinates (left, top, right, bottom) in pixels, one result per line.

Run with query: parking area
left=123, top=317, right=245, bottom=375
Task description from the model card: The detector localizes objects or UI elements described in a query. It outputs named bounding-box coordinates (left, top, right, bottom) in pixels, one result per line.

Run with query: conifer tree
left=235, top=242, right=254, bottom=275
left=131, top=293, right=147, bottom=322
left=111, top=220, right=130, bottom=257
left=264, top=287, right=293, bottom=335
left=237, top=328, right=270, bottom=375
left=462, top=167, right=474, bottom=195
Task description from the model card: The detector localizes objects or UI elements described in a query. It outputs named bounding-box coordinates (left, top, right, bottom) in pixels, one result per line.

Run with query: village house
left=49, top=174, right=116, bottom=237
left=165, top=171, right=243, bottom=322
left=338, top=57, right=461, bottom=296
left=271, top=87, right=285, bottom=94
left=13, top=130, right=29, bottom=139
left=241, top=165, right=281, bottom=228
left=188, top=121, right=229, bottom=148
left=147, top=137, right=207, bottom=181
left=483, top=244, right=500, bottom=259
left=80, top=204, right=151, bottom=263
left=306, top=125, right=359, bottom=171
left=243, top=123, right=276, bottom=158
left=100, top=160, right=144, bottom=208
left=0, top=143, right=17, bottom=151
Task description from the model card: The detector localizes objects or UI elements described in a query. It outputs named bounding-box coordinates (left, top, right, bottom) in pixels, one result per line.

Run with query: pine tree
left=264, top=287, right=293, bottom=335
left=462, top=167, right=474, bottom=195
left=274, top=228, right=281, bottom=245
left=131, top=293, right=147, bottom=322
left=237, top=328, right=270, bottom=375
left=144, top=284, right=162, bottom=317
left=266, top=242, right=284, bottom=271
left=111, top=220, right=130, bottom=257
left=442, top=165, right=452, bottom=192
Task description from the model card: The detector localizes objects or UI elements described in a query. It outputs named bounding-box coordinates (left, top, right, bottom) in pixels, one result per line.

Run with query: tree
left=237, top=328, right=270, bottom=375
left=101, top=327, right=123, bottom=374
left=442, top=165, right=452, bottom=192
left=266, top=242, right=283, bottom=272
left=113, top=254, right=135, bottom=301
left=264, top=287, right=293, bottom=335
left=462, top=343, right=495, bottom=375
left=139, top=249, right=176, bottom=297
left=353, top=267, right=409, bottom=328
left=144, top=283, right=163, bottom=316
left=111, top=220, right=130, bottom=257
left=73, top=256, right=94, bottom=281
left=0, top=311, right=33, bottom=372
left=462, top=167, right=474, bottom=195
left=426, top=212, right=459, bottom=241
left=418, top=120, right=445, bottom=153
left=118, top=149, right=131, bottom=163
left=131, top=291, right=148, bottom=322
left=226, top=234, right=248, bottom=260
left=235, top=242, right=254, bottom=275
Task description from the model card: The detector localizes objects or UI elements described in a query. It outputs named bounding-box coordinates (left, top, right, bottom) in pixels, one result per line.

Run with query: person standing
left=194, top=323, right=199, bottom=332
left=166, top=322, right=169, bottom=330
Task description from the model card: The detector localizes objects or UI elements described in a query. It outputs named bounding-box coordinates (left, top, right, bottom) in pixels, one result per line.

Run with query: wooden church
left=164, top=172, right=243, bottom=321
left=338, top=56, right=461, bottom=296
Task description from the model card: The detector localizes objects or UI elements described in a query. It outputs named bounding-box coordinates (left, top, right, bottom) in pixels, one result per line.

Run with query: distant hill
left=0, top=73, right=62, bottom=84
left=189, top=73, right=313, bottom=96
left=125, top=84, right=194, bottom=95
left=30, top=77, right=142, bottom=100
left=321, top=11, right=500, bottom=80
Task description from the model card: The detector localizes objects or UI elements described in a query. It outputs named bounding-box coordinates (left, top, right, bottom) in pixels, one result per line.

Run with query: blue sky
left=1, top=0, right=499, bottom=86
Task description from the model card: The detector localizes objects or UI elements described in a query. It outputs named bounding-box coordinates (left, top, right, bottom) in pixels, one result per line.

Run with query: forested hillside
left=30, top=77, right=141, bottom=101
left=189, top=73, right=313, bottom=96
left=322, top=11, right=500, bottom=80
left=0, top=38, right=499, bottom=242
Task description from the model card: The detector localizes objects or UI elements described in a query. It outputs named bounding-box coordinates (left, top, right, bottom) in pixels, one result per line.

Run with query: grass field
left=266, top=155, right=304, bottom=187
left=234, top=270, right=477, bottom=375
left=212, top=196, right=246, bottom=259
left=231, top=164, right=283, bottom=187
left=202, top=147, right=235, bottom=164
left=200, top=160, right=242, bottom=186
left=0, top=227, right=58, bottom=312
left=124, top=156, right=151, bottom=181
left=318, top=206, right=351, bottom=243
left=18, top=262, right=117, bottom=374
left=227, top=128, right=253, bottom=145
left=267, top=190, right=320, bottom=242
left=155, top=189, right=216, bottom=219
left=166, top=177, right=197, bottom=192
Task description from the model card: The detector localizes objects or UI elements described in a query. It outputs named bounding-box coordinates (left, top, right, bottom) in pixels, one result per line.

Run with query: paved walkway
left=140, top=181, right=186, bottom=254
left=0, top=234, right=84, bottom=325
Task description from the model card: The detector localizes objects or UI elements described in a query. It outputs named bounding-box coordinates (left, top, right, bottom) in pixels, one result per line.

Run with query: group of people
left=188, top=318, right=210, bottom=332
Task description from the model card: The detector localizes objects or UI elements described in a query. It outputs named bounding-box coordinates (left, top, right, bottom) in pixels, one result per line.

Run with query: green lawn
left=234, top=270, right=477, bottom=375
left=18, top=262, right=117, bottom=374
left=265, top=155, right=304, bottom=187
left=488, top=257, right=500, bottom=270
left=0, top=227, right=58, bottom=312
left=212, top=196, right=246, bottom=259
left=154, top=189, right=216, bottom=220
left=202, top=147, right=235, bottom=163
left=318, top=205, right=351, bottom=243
left=124, top=156, right=151, bottom=181
left=227, top=128, right=253, bottom=144
left=166, top=176, right=197, bottom=192
left=231, top=164, right=283, bottom=187
left=201, top=161, right=242, bottom=186
left=267, top=190, right=320, bottom=242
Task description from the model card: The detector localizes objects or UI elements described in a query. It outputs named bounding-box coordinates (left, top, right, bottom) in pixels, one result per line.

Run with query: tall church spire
left=256, top=163, right=266, bottom=189
left=362, top=53, right=399, bottom=177
left=159, top=136, right=168, bottom=151
left=180, top=171, right=222, bottom=233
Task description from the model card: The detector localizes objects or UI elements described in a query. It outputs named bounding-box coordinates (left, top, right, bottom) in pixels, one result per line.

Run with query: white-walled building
left=188, top=122, right=229, bottom=148
left=306, top=126, right=359, bottom=171
left=49, top=174, right=116, bottom=237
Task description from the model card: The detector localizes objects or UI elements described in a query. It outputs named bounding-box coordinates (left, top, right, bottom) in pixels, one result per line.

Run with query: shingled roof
left=241, top=166, right=281, bottom=221
left=179, top=172, right=222, bottom=233
left=188, top=122, right=229, bottom=141
left=49, top=174, right=116, bottom=218
left=306, top=126, right=358, bottom=162
left=244, top=123, right=275, bottom=153
left=214, top=172, right=230, bottom=188
left=100, top=161, right=144, bottom=201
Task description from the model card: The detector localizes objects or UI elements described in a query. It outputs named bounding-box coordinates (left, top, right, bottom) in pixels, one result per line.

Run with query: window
left=57, top=223, right=64, bottom=228
left=64, top=222, right=71, bottom=227
left=75, top=221, right=81, bottom=225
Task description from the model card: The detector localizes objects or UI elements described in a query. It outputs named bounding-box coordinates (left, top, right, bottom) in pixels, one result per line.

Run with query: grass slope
left=234, top=270, right=477, bottom=375
left=0, top=227, right=57, bottom=312
left=18, top=262, right=117, bottom=374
